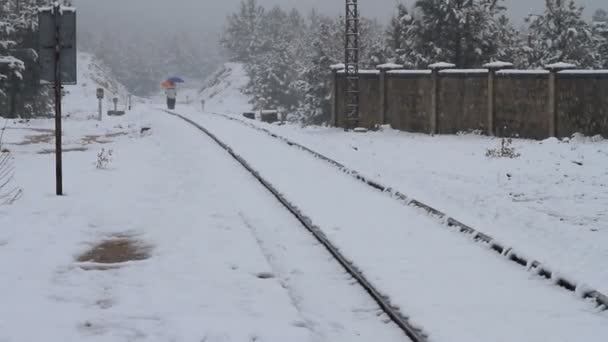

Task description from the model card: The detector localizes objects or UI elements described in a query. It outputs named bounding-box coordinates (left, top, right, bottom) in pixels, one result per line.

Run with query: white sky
left=75, top=0, right=603, bottom=37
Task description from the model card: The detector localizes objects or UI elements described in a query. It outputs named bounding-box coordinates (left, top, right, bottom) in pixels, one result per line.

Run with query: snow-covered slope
left=198, top=63, right=251, bottom=114
left=63, top=53, right=129, bottom=119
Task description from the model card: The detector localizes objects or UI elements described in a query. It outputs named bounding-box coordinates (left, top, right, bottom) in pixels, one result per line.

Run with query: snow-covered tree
left=524, top=0, right=600, bottom=68
left=0, top=0, right=52, bottom=118
left=244, top=6, right=301, bottom=112
left=295, top=15, right=341, bottom=124
left=414, top=0, right=513, bottom=67
left=385, top=4, right=426, bottom=67
left=360, top=18, right=389, bottom=68
left=593, top=9, right=608, bottom=67
left=0, top=17, right=20, bottom=92
left=221, top=0, right=265, bottom=63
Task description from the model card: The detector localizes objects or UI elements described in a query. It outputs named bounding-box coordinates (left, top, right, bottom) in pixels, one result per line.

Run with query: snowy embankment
left=0, top=57, right=409, bottom=341
left=195, top=63, right=608, bottom=295
left=62, top=53, right=131, bottom=119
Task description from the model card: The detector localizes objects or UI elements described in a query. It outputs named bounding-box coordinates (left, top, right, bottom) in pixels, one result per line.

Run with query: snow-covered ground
left=196, top=63, right=608, bottom=296
left=174, top=105, right=608, bottom=342
left=2, top=110, right=418, bottom=341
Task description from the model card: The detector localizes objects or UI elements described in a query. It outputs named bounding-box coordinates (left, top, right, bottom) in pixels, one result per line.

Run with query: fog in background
left=76, top=0, right=603, bottom=35
left=72, top=0, right=604, bottom=92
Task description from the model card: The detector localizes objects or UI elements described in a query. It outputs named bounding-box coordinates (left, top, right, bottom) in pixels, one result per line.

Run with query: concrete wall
left=556, top=72, right=608, bottom=138
left=438, top=71, right=488, bottom=134
left=385, top=72, right=431, bottom=132
left=334, top=72, right=381, bottom=129
left=494, top=71, right=550, bottom=139
left=332, top=68, right=608, bottom=139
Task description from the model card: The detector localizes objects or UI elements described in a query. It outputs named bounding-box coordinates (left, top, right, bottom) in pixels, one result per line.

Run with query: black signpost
left=96, top=88, right=104, bottom=121
left=38, top=4, right=76, bottom=196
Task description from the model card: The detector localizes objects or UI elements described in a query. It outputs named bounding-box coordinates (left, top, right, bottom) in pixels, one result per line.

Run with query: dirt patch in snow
left=38, top=147, right=88, bottom=154
left=81, top=131, right=128, bottom=145
left=11, top=133, right=54, bottom=145
left=256, top=272, right=275, bottom=279
left=77, top=237, right=151, bottom=266
left=5, top=127, right=54, bottom=133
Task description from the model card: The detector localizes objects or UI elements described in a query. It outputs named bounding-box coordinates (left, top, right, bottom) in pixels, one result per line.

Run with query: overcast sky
left=75, top=0, right=604, bottom=37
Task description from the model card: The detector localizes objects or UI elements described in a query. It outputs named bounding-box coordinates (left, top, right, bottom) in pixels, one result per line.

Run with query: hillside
left=197, top=63, right=251, bottom=115
left=63, top=53, right=129, bottom=119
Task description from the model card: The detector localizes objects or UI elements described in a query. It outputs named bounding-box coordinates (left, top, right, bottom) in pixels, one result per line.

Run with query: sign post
left=38, top=4, right=76, bottom=196
left=96, top=88, right=104, bottom=121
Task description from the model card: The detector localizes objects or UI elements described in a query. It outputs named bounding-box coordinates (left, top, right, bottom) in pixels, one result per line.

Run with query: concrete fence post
left=330, top=63, right=345, bottom=127
left=428, top=62, right=456, bottom=134
left=545, top=62, right=576, bottom=137
left=483, top=62, right=514, bottom=136
left=376, top=63, right=403, bottom=126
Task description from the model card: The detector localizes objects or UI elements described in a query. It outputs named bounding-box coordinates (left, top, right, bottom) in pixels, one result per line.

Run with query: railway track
left=195, top=109, right=608, bottom=311
left=164, top=110, right=428, bottom=342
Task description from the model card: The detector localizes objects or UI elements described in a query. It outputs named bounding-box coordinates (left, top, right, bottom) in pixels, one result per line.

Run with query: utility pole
left=53, top=3, right=63, bottom=196
left=344, top=0, right=360, bottom=130
left=39, top=3, right=76, bottom=196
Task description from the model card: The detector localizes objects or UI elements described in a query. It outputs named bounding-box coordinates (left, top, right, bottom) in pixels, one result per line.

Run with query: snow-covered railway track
left=164, top=110, right=428, bottom=342
left=200, top=109, right=608, bottom=311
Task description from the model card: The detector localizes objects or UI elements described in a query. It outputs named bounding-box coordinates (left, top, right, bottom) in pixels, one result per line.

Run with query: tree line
left=0, top=0, right=56, bottom=118
left=222, top=0, right=608, bottom=124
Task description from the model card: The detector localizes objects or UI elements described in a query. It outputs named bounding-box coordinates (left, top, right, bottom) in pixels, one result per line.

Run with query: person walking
left=165, top=86, right=177, bottom=110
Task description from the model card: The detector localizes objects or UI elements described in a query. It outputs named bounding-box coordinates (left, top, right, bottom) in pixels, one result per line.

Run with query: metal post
left=98, top=98, right=102, bottom=121
left=53, top=4, right=63, bottom=196
left=344, top=0, right=360, bottom=130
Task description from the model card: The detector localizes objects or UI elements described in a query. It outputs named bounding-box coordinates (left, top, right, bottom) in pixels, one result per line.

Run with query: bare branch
left=0, top=119, right=22, bottom=206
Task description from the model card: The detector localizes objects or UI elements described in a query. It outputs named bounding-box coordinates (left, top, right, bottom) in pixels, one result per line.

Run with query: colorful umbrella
left=166, top=76, right=185, bottom=83
left=161, top=81, right=175, bottom=88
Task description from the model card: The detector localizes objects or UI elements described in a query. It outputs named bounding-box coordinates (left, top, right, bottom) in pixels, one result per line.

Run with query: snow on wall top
left=330, top=63, right=345, bottom=71
left=387, top=70, right=432, bottom=75
left=558, top=70, right=608, bottom=75
left=429, top=62, right=456, bottom=69
left=497, top=69, right=550, bottom=75
left=376, top=63, right=403, bottom=70
left=545, top=62, right=577, bottom=70
left=439, top=69, right=488, bottom=74
left=337, top=70, right=380, bottom=75
left=483, top=61, right=514, bottom=69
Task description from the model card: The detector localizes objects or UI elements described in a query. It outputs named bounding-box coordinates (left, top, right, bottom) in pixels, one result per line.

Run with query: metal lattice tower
left=344, top=0, right=360, bottom=129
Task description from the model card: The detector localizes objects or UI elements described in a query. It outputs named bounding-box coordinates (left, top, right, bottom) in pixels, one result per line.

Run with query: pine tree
left=385, top=4, right=430, bottom=67
left=244, top=6, right=301, bottom=112
left=360, top=18, right=389, bottom=68
left=0, top=8, right=20, bottom=87
left=592, top=9, right=608, bottom=67
left=221, top=0, right=265, bottom=63
left=414, top=0, right=512, bottom=67
left=296, top=15, right=340, bottom=124
left=0, top=0, right=52, bottom=118
left=524, top=0, right=600, bottom=68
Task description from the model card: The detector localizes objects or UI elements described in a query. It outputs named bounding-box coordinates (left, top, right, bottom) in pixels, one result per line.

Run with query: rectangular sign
left=38, top=8, right=77, bottom=85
